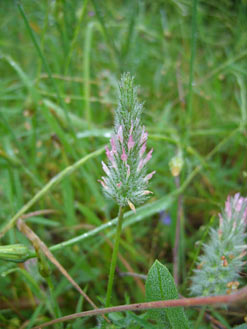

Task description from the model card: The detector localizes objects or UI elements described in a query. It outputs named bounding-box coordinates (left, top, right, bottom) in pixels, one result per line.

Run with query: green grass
left=0, top=0, right=247, bottom=328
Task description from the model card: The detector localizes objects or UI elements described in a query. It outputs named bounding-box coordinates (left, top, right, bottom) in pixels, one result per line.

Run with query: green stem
left=46, top=276, right=62, bottom=329
left=83, top=22, right=94, bottom=125
left=194, top=305, right=207, bottom=329
left=186, top=0, right=198, bottom=136
left=105, top=206, right=125, bottom=307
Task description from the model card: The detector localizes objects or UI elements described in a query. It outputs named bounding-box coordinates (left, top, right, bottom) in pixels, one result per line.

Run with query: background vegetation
left=0, top=0, right=246, bottom=328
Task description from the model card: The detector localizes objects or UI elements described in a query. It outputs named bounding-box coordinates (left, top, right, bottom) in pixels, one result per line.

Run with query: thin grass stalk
left=46, top=276, right=62, bottom=329
left=16, top=2, right=75, bottom=137
left=194, top=305, right=207, bottom=329
left=64, top=0, right=88, bottom=76
left=105, top=206, right=125, bottom=307
left=83, top=22, right=94, bottom=125
left=91, top=0, right=119, bottom=69
left=35, top=0, right=49, bottom=86
left=0, top=146, right=105, bottom=238
left=186, top=0, right=198, bottom=136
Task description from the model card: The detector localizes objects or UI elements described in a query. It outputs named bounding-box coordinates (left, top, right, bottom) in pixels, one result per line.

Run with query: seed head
left=190, top=193, right=247, bottom=297
left=99, top=73, right=155, bottom=210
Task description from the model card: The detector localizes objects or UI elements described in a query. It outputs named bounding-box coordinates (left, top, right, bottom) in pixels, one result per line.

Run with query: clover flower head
left=190, top=193, right=247, bottom=297
left=98, top=73, right=155, bottom=211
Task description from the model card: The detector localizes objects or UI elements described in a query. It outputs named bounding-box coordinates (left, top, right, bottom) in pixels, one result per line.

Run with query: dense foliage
left=0, top=0, right=246, bottom=328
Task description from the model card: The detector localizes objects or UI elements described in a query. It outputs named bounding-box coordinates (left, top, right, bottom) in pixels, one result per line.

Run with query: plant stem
left=32, top=286, right=247, bottom=329
left=105, top=206, right=125, bottom=307
left=194, top=305, right=207, bottom=329
left=186, top=0, right=198, bottom=137
left=46, top=276, right=62, bottom=329
left=83, top=22, right=94, bottom=126
left=173, top=175, right=182, bottom=285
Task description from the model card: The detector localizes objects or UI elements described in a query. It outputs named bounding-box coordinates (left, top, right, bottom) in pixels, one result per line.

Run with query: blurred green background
left=0, top=0, right=246, bottom=328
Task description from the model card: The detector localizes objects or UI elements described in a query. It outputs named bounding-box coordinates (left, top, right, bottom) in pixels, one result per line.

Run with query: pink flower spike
left=117, top=182, right=122, bottom=188
left=128, top=135, right=135, bottom=151
left=144, top=171, right=156, bottom=182
left=117, top=125, right=123, bottom=144
left=110, top=137, right=117, bottom=154
left=139, top=142, right=146, bottom=157
left=121, top=147, right=128, bottom=162
left=102, top=161, right=110, bottom=176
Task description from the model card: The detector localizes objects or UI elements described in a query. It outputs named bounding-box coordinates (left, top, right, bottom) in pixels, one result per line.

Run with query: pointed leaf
left=146, top=260, right=189, bottom=329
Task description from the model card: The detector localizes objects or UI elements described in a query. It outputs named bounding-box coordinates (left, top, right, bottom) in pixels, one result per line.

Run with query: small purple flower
left=160, top=211, right=171, bottom=226
left=99, top=73, right=155, bottom=210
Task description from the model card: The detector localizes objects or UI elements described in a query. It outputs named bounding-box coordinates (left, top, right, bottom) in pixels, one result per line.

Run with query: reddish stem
left=32, top=286, right=247, bottom=329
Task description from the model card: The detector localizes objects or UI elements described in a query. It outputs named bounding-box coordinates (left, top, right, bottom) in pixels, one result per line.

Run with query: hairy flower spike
left=190, top=193, right=247, bottom=297
left=99, top=73, right=155, bottom=210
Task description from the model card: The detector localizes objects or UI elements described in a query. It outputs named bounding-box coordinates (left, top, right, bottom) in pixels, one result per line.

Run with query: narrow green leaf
left=26, top=217, right=59, bottom=227
left=2, top=268, right=42, bottom=298
left=0, top=146, right=105, bottom=237
left=62, top=177, right=76, bottom=225
left=43, top=99, right=88, bottom=130
left=83, top=22, right=94, bottom=124
left=76, top=202, right=102, bottom=226
left=26, top=303, right=44, bottom=329
left=50, top=194, right=175, bottom=253
left=146, top=260, right=190, bottom=329
left=0, top=53, right=39, bottom=102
